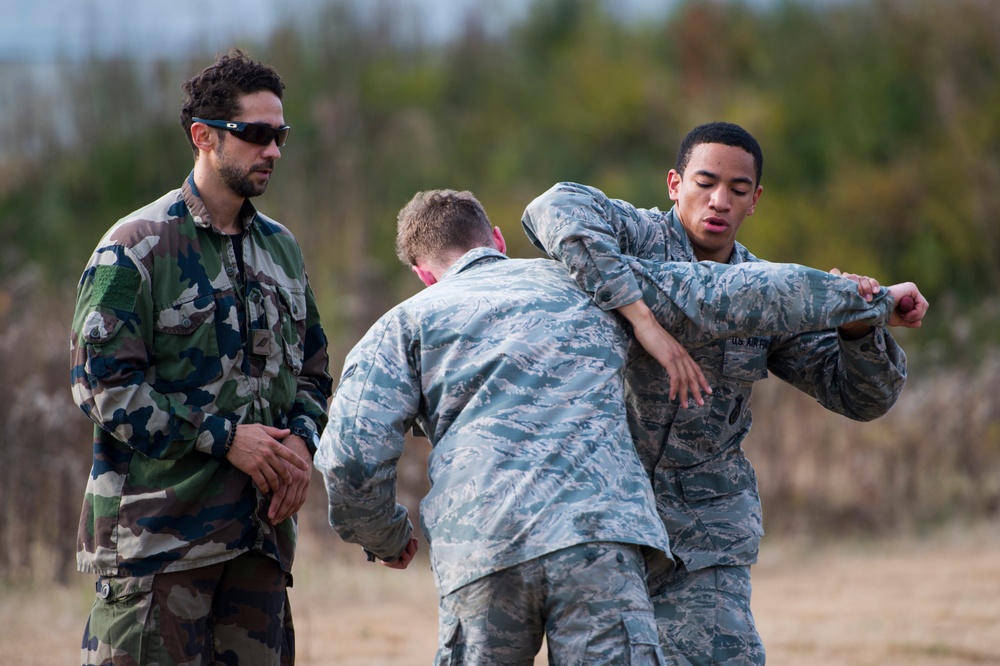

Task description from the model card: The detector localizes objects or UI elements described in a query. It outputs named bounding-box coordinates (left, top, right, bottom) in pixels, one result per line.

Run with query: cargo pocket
left=276, top=286, right=307, bottom=374
left=85, top=574, right=156, bottom=664
left=81, top=310, right=126, bottom=380
left=435, top=613, right=464, bottom=666
left=678, top=455, right=764, bottom=561
left=622, top=610, right=667, bottom=665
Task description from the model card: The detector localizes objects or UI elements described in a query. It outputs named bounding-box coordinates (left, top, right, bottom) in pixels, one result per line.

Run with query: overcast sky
left=0, top=0, right=683, bottom=63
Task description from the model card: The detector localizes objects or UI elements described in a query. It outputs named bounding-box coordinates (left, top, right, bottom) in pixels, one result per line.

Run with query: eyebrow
left=693, top=169, right=755, bottom=187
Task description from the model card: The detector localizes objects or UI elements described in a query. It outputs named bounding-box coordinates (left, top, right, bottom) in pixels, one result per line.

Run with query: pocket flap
left=154, top=294, right=217, bottom=334
left=722, top=337, right=769, bottom=381
left=81, top=310, right=125, bottom=346
left=621, top=609, right=660, bottom=647
left=678, top=455, right=757, bottom=502
left=279, top=286, right=308, bottom=322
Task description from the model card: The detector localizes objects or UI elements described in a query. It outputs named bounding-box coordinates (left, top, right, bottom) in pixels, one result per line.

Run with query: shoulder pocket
left=81, top=310, right=127, bottom=379
left=82, top=310, right=126, bottom=346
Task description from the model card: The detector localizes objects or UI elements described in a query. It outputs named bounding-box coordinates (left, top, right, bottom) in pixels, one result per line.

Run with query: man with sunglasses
left=71, top=49, right=332, bottom=665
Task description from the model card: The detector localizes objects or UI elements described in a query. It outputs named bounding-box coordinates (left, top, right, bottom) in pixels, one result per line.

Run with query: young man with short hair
left=522, top=121, right=926, bottom=665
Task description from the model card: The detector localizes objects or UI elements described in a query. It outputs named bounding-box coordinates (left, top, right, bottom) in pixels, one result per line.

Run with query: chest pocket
left=721, top=336, right=770, bottom=383
left=276, top=286, right=307, bottom=374
left=720, top=336, right=769, bottom=435
left=152, top=294, right=222, bottom=392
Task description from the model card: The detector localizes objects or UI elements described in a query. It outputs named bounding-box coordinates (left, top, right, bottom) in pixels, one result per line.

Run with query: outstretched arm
left=522, top=182, right=665, bottom=312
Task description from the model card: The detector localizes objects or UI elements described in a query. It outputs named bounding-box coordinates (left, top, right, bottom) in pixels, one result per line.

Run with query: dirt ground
left=4, top=521, right=998, bottom=665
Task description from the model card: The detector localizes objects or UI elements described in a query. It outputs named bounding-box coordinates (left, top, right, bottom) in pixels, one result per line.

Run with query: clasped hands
left=224, top=424, right=312, bottom=524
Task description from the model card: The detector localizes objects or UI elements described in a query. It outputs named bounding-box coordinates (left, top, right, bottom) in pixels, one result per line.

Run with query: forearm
left=328, top=487, right=413, bottom=560
left=71, top=308, right=229, bottom=460
left=770, top=329, right=907, bottom=420
left=287, top=320, right=334, bottom=443
left=631, top=258, right=893, bottom=341
left=318, top=425, right=413, bottom=559
left=73, top=372, right=231, bottom=459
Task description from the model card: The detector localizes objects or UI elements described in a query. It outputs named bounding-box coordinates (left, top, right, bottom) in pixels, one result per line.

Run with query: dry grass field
left=3, top=521, right=998, bottom=665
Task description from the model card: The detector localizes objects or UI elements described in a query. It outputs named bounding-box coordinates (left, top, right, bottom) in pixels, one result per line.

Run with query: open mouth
left=703, top=216, right=728, bottom=232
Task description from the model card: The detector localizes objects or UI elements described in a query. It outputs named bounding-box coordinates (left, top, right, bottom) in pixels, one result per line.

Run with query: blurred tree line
left=3, top=0, right=999, bottom=362
left=1, top=0, right=999, bottom=582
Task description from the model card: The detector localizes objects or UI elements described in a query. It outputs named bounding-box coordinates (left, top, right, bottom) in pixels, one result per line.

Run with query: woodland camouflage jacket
left=71, top=174, right=332, bottom=577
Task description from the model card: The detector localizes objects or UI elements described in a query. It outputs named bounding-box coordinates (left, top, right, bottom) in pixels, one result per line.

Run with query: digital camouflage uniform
left=522, top=182, right=907, bottom=665
left=317, top=248, right=671, bottom=665
left=71, top=173, right=332, bottom=665
left=317, top=245, right=895, bottom=665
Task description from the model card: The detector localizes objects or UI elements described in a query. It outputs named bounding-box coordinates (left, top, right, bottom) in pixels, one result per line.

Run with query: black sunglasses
left=193, top=117, right=290, bottom=147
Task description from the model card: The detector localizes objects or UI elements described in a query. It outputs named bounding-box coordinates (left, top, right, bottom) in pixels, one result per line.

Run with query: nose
left=709, top=186, right=730, bottom=211
left=261, top=137, right=282, bottom=159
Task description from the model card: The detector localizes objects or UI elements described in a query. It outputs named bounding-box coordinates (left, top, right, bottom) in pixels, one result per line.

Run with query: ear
left=492, top=226, right=506, bottom=254
left=666, top=169, right=683, bottom=202
left=746, top=184, right=764, bottom=216
left=190, top=121, right=216, bottom=155
left=411, top=264, right=437, bottom=287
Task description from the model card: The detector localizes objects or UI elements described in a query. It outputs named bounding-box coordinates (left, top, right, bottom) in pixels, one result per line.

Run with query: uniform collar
left=182, top=171, right=259, bottom=234
left=665, top=205, right=751, bottom=266
left=440, top=247, right=508, bottom=282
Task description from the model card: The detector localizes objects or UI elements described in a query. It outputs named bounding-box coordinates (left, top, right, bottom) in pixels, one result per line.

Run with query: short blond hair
left=395, top=190, right=494, bottom=266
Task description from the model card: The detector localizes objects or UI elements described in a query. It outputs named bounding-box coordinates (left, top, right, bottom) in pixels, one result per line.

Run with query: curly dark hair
left=179, top=48, right=285, bottom=157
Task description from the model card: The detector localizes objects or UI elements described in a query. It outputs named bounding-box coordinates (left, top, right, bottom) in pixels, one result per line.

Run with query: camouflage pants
left=649, top=563, right=765, bottom=666
left=435, top=541, right=665, bottom=666
left=80, top=550, right=293, bottom=666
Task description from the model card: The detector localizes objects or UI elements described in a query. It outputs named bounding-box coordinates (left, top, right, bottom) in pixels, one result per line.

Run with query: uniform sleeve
left=630, top=254, right=906, bottom=419
left=315, top=310, right=418, bottom=561
left=70, top=244, right=232, bottom=460
left=287, top=277, right=334, bottom=453
left=628, top=258, right=894, bottom=340
left=521, top=182, right=664, bottom=310
left=767, top=328, right=907, bottom=421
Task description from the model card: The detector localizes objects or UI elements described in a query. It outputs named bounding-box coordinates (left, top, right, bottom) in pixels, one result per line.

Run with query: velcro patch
left=92, top=265, right=140, bottom=313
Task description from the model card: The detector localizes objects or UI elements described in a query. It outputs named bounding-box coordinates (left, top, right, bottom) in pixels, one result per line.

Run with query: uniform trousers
left=81, top=550, right=292, bottom=666
left=435, top=541, right=665, bottom=666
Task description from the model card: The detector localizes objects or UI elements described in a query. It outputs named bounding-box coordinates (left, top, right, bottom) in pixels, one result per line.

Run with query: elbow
left=844, top=385, right=904, bottom=422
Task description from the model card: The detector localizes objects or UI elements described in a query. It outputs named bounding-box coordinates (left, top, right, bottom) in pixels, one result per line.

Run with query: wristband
left=222, top=422, right=237, bottom=457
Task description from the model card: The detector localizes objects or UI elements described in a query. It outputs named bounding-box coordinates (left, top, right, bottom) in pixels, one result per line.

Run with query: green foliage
left=3, top=0, right=999, bottom=360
